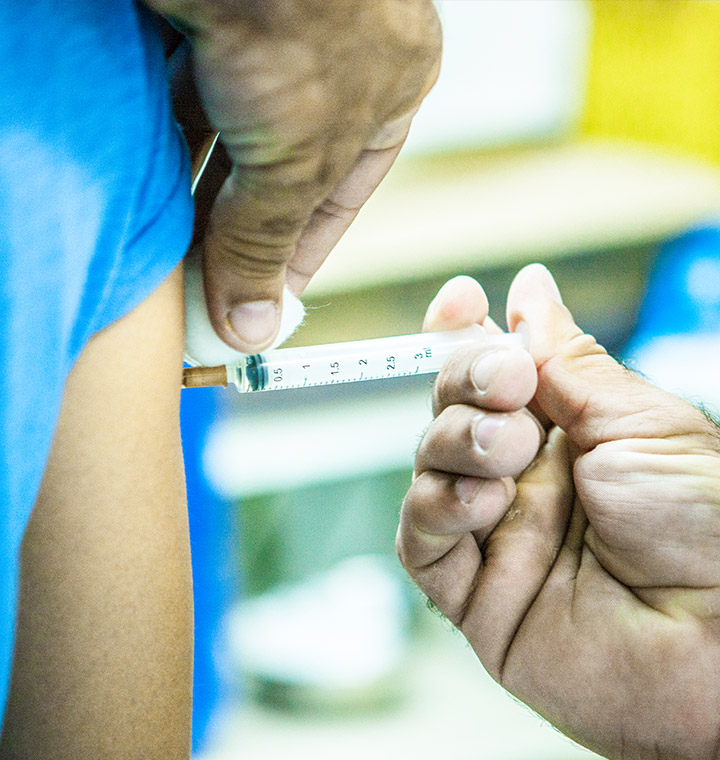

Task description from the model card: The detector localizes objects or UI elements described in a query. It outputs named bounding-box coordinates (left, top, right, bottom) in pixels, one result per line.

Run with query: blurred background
left=183, top=2, right=720, bottom=758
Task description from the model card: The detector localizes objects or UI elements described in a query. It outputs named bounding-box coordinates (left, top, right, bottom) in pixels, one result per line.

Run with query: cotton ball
left=184, top=256, right=306, bottom=367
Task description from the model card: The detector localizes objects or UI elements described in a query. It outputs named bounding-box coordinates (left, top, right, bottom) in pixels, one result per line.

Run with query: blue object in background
left=626, top=224, right=720, bottom=352
left=181, top=386, right=240, bottom=754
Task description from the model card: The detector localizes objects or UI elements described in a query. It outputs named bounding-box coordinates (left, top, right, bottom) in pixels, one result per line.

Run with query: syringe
left=182, top=324, right=522, bottom=393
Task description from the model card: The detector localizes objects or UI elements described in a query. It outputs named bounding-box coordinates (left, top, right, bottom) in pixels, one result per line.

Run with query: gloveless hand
left=398, top=265, right=720, bottom=760
left=147, top=0, right=441, bottom=351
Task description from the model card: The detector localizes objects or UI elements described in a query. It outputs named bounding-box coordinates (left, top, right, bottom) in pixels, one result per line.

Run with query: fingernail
left=471, top=350, right=505, bottom=393
left=474, top=415, right=505, bottom=453
left=513, top=321, right=530, bottom=349
left=227, top=300, right=279, bottom=348
left=536, top=265, right=563, bottom=304
left=422, top=296, right=440, bottom=331
left=456, top=476, right=481, bottom=505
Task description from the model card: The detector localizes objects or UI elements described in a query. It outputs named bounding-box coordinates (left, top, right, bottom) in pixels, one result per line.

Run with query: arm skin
left=143, top=0, right=442, bottom=353
left=0, top=267, right=193, bottom=759
left=398, top=265, right=720, bottom=760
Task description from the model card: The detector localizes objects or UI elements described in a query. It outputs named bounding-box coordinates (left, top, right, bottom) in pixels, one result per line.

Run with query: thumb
left=201, top=120, right=413, bottom=354
left=202, top=168, right=308, bottom=354
left=505, top=264, right=705, bottom=450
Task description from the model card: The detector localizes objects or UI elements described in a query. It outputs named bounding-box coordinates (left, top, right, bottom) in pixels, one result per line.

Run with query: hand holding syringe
left=184, top=141, right=521, bottom=393
left=182, top=325, right=522, bottom=392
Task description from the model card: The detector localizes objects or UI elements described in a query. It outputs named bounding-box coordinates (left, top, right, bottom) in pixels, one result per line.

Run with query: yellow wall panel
left=582, top=0, right=720, bottom=166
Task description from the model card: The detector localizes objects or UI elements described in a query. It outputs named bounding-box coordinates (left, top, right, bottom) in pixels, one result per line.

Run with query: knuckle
left=413, top=425, right=432, bottom=470
left=405, top=470, right=444, bottom=512
left=401, top=471, right=469, bottom=545
left=395, top=530, right=409, bottom=568
left=208, top=228, right=292, bottom=277
left=209, top=191, right=307, bottom=270
left=432, top=407, right=474, bottom=454
left=316, top=195, right=362, bottom=221
left=557, top=331, right=609, bottom=366
left=431, top=369, right=451, bottom=415
left=432, top=352, right=473, bottom=414
left=419, top=406, right=478, bottom=475
left=231, top=160, right=325, bottom=206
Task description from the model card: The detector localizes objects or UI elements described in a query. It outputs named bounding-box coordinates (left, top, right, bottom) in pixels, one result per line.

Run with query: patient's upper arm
left=0, top=265, right=193, bottom=759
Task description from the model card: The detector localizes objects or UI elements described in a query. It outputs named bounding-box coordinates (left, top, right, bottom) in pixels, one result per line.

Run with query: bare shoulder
left=0, top=265, right=193, bottom=759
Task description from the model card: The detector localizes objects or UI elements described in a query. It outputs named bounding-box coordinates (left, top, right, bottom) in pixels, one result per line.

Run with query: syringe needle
left=190, top=132, right=220, bottom=196
left=182, top=365, right=228, bottom=388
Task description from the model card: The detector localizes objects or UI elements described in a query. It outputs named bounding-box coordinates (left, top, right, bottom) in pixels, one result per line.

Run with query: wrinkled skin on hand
left=397, top=266, right=720, bottom=760
left=146, top=0, right=441, bottom=352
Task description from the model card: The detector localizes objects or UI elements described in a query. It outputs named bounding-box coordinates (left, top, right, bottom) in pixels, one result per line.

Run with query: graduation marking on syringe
left=182, top=325, right=524, bottom=393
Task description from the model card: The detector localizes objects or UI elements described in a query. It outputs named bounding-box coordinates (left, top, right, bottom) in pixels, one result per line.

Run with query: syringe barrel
left=229, top=325, right=518, bottom=393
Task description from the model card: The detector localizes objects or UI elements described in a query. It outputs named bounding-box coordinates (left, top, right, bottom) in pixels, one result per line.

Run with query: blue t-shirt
left=0, top=0, right=193, bottom=715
